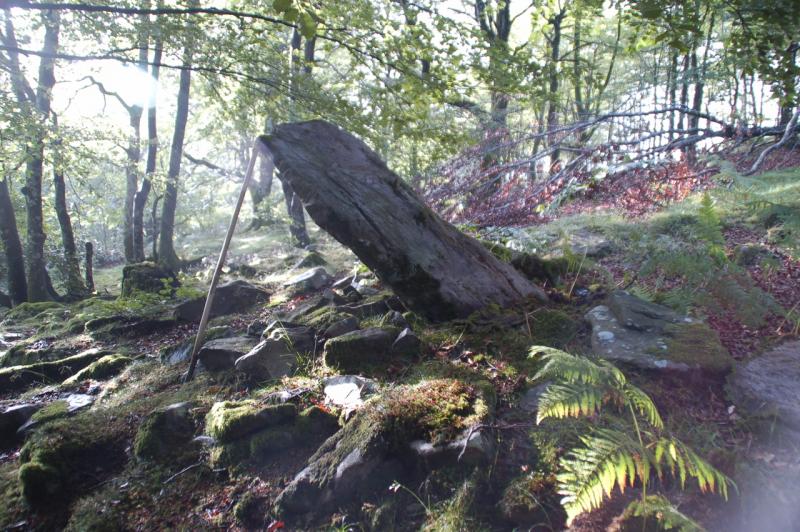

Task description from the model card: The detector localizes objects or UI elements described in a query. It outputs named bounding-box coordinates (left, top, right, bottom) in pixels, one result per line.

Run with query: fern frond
left=532, top=348, right=624, bottom=387
left=621, top=383, right=664, bottom=429
left=623, top=495, right=703, bottom=532
left=536, top=382, right=607, bottom=424
left=557, top=428, right=643, bottom=524
left=652, top=437, right=735, bottom=499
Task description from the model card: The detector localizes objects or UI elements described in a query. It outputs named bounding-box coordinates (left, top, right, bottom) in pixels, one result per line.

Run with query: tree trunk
left=261, top=120, right=546, bottom=321
left=53, top=153, right=87, bottom=299
left=158, top=26, right=193, bottom=270
left=0, top=178, right=27, bottom=305
left=84, top=241, right=95, bottom=293
left=133, top=38, right=162, bottom=262
left=546, top=10, right=565, bottom=169
left=22, top=10, right=60, bottom=301
left=280, top=179, right=310, bottom=248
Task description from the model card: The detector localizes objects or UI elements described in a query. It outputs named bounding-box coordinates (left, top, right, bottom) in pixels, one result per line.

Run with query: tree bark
left=261, top=120, right=546, bottom=321
left=2, top=10, right=60, bottom=301
left=158, top=20, right=194, bottom=270
left=53, top=144, right=87, bottom=300
left=546, top=9, right=565, bottom=168
left=133, top=37, right=162, bottom=261
left=84, top=241, right=95, bottom=293
left=0, top=178, right=27, bottom=305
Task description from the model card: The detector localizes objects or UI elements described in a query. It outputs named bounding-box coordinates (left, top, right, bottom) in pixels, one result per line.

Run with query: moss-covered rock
left=658, top=322, right=733, bottom=374
left=0, top=348, right=106, bottom=393
left=205, top=401, right=296, bottom=443
left=121, top=262, right=179, bottom=297
left=299, top=305, right=352, bottom=330
left=323, top=327, right=395, bottom=372
left=275, top=378, right=493, bottom=519
left=133, top=402, right=196, bottom=460
left=3, top=301, right=63, bottom=322
left=63, top=354, right=132, bottom=385
left=295, top=405, right=340, bottom=437
left=29, top=400, right=70, bottom=425
left=18, top=413, right=127, bottom=506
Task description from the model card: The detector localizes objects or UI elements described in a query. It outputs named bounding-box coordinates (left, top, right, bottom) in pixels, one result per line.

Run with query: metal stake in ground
left=184, top=138, right=265, bottom=381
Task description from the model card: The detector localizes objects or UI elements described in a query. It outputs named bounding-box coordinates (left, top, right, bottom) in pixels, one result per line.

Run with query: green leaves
left=530, top=347, right=733, bottom=525
left=271, top=0, right=317, bottom=38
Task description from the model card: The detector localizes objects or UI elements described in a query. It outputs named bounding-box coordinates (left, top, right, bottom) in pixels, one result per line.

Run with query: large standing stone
left=261, top=121, right=546, bottom=321
left=586, top=291, right=732, bottom=374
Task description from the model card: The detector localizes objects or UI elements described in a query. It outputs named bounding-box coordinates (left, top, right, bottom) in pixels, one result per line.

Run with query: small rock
left=174, top=280, right=269, bottom=322
left=134, top=402, right=195, bottom=460
left=0, top=404, right=44, bottom=448
left=198, top=337, right=259, bottom=372
left=322, top=316, right=360, bottom=339
left=283, top=267, right=332, bottom=295
left=381, top=310, right=410, bottom=330
left=267, top=326, right=316, bottom=353
left=292, top=251, right=327, bottom=270
left=235, top=340, right=297, bottom=380
left=332, top=275, right=355, bottom=290
left=322, top=375, right=378, bottom=410
left=323, top=328, right=394, bottom=372
left=246, top=320, right=267, bottom=337
left=391, top=328, right=422, bottom=356
left=519, top=383, right=549, bottom=413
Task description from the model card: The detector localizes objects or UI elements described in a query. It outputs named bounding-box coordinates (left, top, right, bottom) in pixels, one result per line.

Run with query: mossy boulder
left=587, top=292, right=732, bottom=374
left=63, top=354, right=132, bottom=385
left=133, top=402, right=196, bottom=460
left=299, top=306, right=352, bottom=330
left=2, top=339, right=76, bottom=367
left=323, top=327, right=395, bottom=372
left=121, top=262, right=179, bottom=297
left=209, top=405, right=338, bottom=468
left=0, top=348, right=106, bottom=393
left=3, top=301, right=63, bottom=322
left=205, top=401, right=296, bottom=443
left=18, top=413, right=127, bottom=505
left=275, top=378, right=493, bottom=519
left=84, top=314, right=176, bottom=341
left=29, top=400, right=70, bottom=425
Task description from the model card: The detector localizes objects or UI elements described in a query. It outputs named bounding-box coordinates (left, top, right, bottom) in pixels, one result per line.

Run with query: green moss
left=205, top=401, right=296, bottom=443
left=657, top=322, right=733, bottom=374
left=382, top=379, right=493, bottom=446
left=18, top=461, right=62, bottom=504
left=527, top=309, right=578, bottom=348
left=481, top=239, right=514, bottom=262
left=133, top=404, right=195, bottom=461
left=300, top=306, right=351, bottom=330
left=249, top=427, right=295, bottom=457
left=18, top=412, right=127, bottom=506
left=30, top=400, right=70, bottom=424
left=0, top=349, right=106, bottom=393
left=63, top=354, right=132, bottom=385
left=4, top=301, right=63, bottom=322
left=295, top=406, right=339, bottom=436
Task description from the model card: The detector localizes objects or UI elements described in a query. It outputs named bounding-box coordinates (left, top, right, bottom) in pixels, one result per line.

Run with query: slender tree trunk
left=547, top=10, right=565, bottom=169
left=0, top=178, right=27, bottom=305
left=84, top=241, right=94, bottom=293
left=151, top=194, right=161, bottom=261
left=53, top=144, right=86, bottom=299
left=158, top=22, right=194, bottom=270
left=133, top=39, right=162, bottom=261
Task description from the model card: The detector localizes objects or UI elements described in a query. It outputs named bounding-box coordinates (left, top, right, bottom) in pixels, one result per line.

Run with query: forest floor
left=0, top=155, right=798, bottom=531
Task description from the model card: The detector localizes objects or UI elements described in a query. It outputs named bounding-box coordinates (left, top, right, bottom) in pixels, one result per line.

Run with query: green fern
left=623, top=495, right=703, bottom=532
left=531, top=347, right=733, bottom=526
left=696, top=193, right=725, bottom=248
